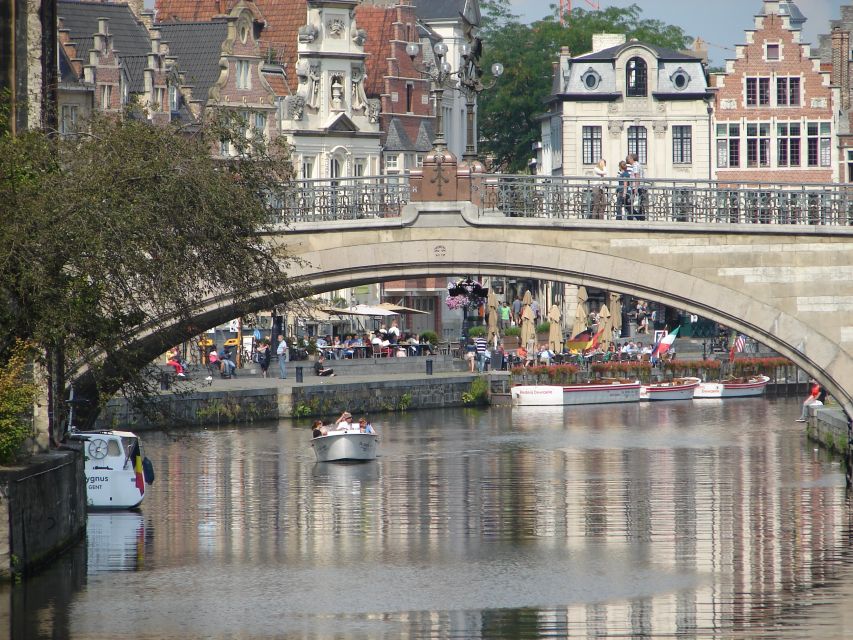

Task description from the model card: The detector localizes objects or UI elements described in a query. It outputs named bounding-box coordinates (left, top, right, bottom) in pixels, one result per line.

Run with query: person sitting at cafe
left=314, top=355, right=335, bottom=377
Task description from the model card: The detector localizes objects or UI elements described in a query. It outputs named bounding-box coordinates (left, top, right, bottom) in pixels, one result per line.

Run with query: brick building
left=710, top=0, right=837, bottom=183
left=817, top=5, right=853, bottom=183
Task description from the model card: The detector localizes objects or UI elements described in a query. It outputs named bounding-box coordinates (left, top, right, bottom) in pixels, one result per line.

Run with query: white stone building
left=538, top=34, right=713, bottom=180
left=281, top=0, right=382, bottom=180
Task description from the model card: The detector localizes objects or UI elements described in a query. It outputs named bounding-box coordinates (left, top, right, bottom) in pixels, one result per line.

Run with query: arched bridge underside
left=81, top=201, right=853, bottom=424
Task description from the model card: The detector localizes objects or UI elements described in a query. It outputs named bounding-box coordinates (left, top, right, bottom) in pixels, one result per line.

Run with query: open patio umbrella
left=570, top=286, right=589, bottom=339
left=547, top=304, right=562, bottom=352
left=520, top=290, right=536, bottom=352
left=609, top=292, right=622, bottom=337
left=487, top=289, right=499, bottom=344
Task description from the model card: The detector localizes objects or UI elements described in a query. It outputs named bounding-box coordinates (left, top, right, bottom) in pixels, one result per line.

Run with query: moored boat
left=694, top=375, right=770, bottom=399
left=640, top=377, right=701, bottom=401
left=511, top=379, right=642, bottom=406
left=312, top=431, right=378, bottom=462
left=69, top=429, right=153, bottom=509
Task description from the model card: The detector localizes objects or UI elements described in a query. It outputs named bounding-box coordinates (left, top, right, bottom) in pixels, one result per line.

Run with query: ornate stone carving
left=296, top=60, right=321, bottom=110
left=367, top=99, right=380, bottom=124
left=720, top=98, right=737, bottom=110
left=330, top=73, right=344, bottom=110
left=352, top=27, right=367, bottom=47
left=608, top=121, right=623, bottom=136
left=327, top=18, right=345, bottom=38
left=653, top=120, right=668, bottom=136
left=298, top=23, right=318, bottom=43
left=285, top=95, right=305, bottom=120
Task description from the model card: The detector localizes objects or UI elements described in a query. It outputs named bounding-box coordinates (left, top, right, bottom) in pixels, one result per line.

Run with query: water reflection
left=4, top=398, right=853, bottom=639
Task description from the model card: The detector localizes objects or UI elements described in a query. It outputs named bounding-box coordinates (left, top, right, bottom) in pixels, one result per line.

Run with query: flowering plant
left=445, top=278, right=487, bottom=311
left=445, top=294, right=471, bottom=311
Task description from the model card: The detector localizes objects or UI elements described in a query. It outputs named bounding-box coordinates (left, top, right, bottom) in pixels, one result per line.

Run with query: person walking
left=616, top=160, right=631, bottom=220
left=276, top=334, right=289, bottom=379
left=474, top=334, right=488, bottom=373
left=257, top=340, right=271, bottom=378
left=499, top=302, right=510, bottom=332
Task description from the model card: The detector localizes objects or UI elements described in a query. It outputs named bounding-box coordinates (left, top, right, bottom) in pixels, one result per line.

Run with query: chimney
left=833, top=28, right=851, bottom=111
left=127, top=0, right=144, bottom=19
left=591, top=33, right=626, bottom=54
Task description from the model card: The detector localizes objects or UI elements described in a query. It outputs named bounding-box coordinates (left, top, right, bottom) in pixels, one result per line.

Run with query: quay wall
left=0, top=447, right=86, bottom=580
left=93, top=374, right=480, bottom=429
left=807, top=407, right=850, bottom=455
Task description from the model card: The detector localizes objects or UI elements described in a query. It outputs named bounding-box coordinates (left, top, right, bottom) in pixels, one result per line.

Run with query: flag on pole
left=651, top=327, right=679, bottom=358
left=729, top=334, right=746, bottom=362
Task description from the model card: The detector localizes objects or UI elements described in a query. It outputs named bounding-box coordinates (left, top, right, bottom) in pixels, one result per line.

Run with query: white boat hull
left=694, top=375, right=770, bottom=399
left=312, top=432, right=378, bottom=462
left=511, top=382, right=642, bottom=406
left=70, top=430, right=147, bottom=510
left=641, top=377, right=701, bottom=401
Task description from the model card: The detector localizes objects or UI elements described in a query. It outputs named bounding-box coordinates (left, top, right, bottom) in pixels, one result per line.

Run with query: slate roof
left=157, top=21, right=229, bottom=103
left=122, top=54, right=148, bottom=92
left=574, top=42, right=700, bottom=63
left=414, top=0, right=466, bottom=21
left=384, top=117, right=414, bottom=151
left=58, top=0, right=151, bottom=59
left=155, top=0, right=305, bottom=69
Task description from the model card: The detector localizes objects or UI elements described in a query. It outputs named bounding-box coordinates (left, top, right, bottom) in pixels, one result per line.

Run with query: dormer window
left=626, top=57, right=647, bottom=97
left=670, top=68, right=691, bottom=91
left=581, top=68, right=601, bottom=90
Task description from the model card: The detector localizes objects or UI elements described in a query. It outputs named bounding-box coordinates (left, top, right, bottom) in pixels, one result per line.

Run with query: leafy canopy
left=0, top=107, right=300, bottom=425
left=479, top=5, right=693, bottom=172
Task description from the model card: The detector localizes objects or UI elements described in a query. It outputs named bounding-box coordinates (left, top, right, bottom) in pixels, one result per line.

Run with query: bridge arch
left=75, top=205, right=853, bottom=426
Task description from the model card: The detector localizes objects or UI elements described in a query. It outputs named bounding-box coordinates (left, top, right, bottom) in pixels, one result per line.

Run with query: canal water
left=8, top=396, right=853, bottom=639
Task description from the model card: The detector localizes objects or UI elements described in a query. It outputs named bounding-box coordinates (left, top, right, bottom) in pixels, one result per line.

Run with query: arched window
left=626, top=57, right=647, bottom=97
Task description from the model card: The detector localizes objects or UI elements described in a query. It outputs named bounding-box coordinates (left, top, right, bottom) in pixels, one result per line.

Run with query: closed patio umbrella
left=487, top=289, right=499, bottom=344
left=571, top=286, right=589, bottom=339
left=547, top=304, right=562, bottom=352
left=520, top=290, right=536, bottom=352
left=609, top=292, right=622, bottom=337
left=596, top=303, right=612, bottom=348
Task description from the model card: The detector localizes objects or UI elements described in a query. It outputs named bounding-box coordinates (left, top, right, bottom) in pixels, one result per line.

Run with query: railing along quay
left=274, top=174, right=853, bottom=227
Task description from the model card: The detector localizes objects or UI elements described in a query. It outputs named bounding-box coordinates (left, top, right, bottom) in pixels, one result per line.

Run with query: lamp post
left=406, top=41, right=453, bottom=151
left=457, top=41, right=503, bottom=163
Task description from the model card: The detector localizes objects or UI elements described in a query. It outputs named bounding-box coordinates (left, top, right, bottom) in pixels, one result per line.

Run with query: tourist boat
left=511, top=379, right=642, bottom=406
left=312, top=430, right=378, bottom=462
left=69, top=429, right=153, bottom=509
left=640, top=377, right=702, bottom=401
left=693, top=375, right=770, bottom=399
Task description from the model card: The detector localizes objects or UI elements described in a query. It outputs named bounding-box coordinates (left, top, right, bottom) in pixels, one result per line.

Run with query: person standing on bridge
left=627, top=153, right=645, bottom=220
left=276, top=335, right=289, bottom=379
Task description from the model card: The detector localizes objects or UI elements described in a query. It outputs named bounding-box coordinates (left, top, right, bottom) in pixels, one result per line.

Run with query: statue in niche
left=296, top=60, right=321, bottom=110
left=327, top=18, right=345, bottom=38
left=352, top=27, right=367, bottom=47
left=285, top=95, right=305, bottom=121
left=351, top=66, right=369, bottom=112
left=330, top=74, right=344, bottom=110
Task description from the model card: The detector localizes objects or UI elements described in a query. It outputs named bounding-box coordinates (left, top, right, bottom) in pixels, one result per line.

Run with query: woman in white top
left=592, top=159, right=608, bottom=219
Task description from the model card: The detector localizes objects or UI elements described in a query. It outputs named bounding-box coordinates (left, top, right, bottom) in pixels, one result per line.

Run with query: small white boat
left=511, top=379, right=642, bottom=406
left=312, top=431, right=378, bottom=462
left=694, top=375, right=770, bottom=399
left=640, top=377, right=702, bottom=401
left=69, top=429, right=152, bottom=509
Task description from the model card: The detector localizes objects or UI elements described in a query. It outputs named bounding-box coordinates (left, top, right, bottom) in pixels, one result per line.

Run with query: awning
left=377, top=302, right=429, bottom=315
left=324, top=304, right=399, bottom=317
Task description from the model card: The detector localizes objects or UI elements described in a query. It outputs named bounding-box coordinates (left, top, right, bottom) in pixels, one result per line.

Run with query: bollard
left=160, top=372, right=171, bottom=391
left=426, top=359, right=433, bottom=375
left=295, top=366, right=303, bottom=383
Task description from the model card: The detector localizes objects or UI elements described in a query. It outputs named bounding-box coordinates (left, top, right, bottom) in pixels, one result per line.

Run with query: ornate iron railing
left=478, top=175, right=853, bottom=226
left=273, top=176, right=411, bottom=223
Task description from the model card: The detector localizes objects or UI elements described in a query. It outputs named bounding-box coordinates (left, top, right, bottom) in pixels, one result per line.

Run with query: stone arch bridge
left=77, top=171, right=853, bottom=424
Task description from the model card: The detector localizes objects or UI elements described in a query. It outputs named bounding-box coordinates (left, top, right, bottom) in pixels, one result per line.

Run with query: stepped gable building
left=711, top=0, right=836, bottom=183
left=156, top=0, right=282, bottom=142
left=817, top=5, right=853, bottom=182
left=537, top=34, right=712, bottom=180
left=57, top=0, right=175, bottom=130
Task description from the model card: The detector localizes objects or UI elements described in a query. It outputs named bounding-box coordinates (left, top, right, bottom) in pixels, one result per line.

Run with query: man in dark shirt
left=314, top=355, right=335, bottom=377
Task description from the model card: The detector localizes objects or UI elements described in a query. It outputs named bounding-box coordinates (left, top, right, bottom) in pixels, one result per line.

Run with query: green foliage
left=0, top=106, right=300, bottom=425
left=535, top=322, right=551, bottom=334
left=0, top=341, right=37, bottom=464
left=462, top=377, right=490, bottom=405
left=503, top=326, right=521, bottom=337
left=397, top=392, right=412, bottom=411
left=420, top=331, right=438, bottom=346
left=480, top=5, right=692, bottom=171
left=467, top=325, right=487, bottom=338
left=292, top=403, right=313, bottom=418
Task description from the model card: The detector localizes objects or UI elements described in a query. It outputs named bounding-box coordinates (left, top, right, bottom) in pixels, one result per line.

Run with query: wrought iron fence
left=478, top=175, right=853, bottom=226
left=273, top=176, right=411, bottom=223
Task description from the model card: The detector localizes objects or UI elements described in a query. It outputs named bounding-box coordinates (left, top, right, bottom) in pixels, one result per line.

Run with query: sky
left=509, top=0, right=846, bottom=64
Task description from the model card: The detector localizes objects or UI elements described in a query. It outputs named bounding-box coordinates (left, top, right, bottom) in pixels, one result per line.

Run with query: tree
left=0, top=107, right=300, bottom=438
left=479, top=5, right=692, bottom=172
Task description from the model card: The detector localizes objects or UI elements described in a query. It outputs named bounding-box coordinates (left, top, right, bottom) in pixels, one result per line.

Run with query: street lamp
left=406, top=41, right=453, bottom=151
left=458, top=41, right=503, bottom=163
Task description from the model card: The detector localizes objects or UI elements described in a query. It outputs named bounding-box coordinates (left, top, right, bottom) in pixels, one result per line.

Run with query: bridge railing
left=478, top=175, right=853, bottom=226
left=273, top=176, right=411, bottom=224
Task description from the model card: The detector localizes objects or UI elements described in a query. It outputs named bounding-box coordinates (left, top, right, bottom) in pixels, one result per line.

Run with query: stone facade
left=540, top=35, right=712, bottom=180
left=711, top=0, right=836, bottom=183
